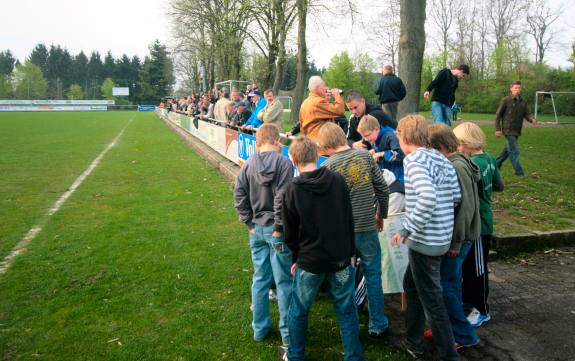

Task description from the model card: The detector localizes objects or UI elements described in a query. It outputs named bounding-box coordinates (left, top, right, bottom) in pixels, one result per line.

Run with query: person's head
left=452, top=64, right=470, bottom=79
left=249, top=89, right=261, bottom=104
left=316, top=122, right=348, bottom=155
left=383, top=65, right=393, bottom=76
left=221, top=87, right=229, bottom=99
left=452, top=122, right=486, bottom=154
left=231, top=90, right=240, bottom=101
left=237, top=104, right=246, bottom=114
left=429, top=124, right=459, bottom=156
left=226, top=102, right=234, bottom=113
left=289, top=136, right=318, bottom=170
left=358, top=115, right=381, bottom=144
left=345, top=91, right=366, bottom=118
left=396, top=114, right=430, bottom=154
left=255, top=123, right=280, bottom=149
left=264, top=89, right=275, bottom=103
left=510, top=80, right=522, bottom=97
left=308, top=75, right=327, bottom=96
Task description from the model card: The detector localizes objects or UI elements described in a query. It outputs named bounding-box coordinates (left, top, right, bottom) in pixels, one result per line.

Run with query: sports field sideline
left=0, top=111, right=411, bottom=360
left=1, top=111, right=574, bottom=360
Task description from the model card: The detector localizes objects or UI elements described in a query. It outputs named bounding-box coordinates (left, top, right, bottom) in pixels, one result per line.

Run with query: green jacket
left=495, top=95, right=533, bottom=136
left=449, top=153, right=481, bottom=251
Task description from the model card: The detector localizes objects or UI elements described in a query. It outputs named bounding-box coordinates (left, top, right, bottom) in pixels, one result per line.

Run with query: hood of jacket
left=253, top=151, right=284, bottom=186
left=293, top=167, right=333, bottom=195
left=449, top=152, right=480, bottom=183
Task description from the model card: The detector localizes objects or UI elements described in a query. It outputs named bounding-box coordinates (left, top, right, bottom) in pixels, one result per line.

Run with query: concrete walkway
left=386, top=246, right=575, bottom=361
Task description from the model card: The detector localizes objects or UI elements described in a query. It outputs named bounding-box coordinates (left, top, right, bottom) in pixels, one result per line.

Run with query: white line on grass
left=0, top=115, right=136, bottom=275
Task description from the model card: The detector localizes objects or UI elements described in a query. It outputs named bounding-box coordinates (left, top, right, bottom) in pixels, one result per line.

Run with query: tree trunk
left=273, top=29, right=287, bottom=95
left=398, top=0, right=426, bottom=118
left=291, top=0, right=308, bottom=122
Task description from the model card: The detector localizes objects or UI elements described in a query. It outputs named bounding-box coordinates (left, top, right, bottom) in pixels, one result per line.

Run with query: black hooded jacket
left=282, top=167, right=355, bottom=274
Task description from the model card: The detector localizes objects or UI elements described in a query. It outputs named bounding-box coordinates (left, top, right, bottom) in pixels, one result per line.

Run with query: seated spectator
left=258, top=89, right=284, bottom=127
left=242, top=90, right=268, bottom=131
left=345, top=91, right=397, bottom=148
left=198, top=98, right=214, bottom=120
left=234, top=104, right=252, bottom=127
left=299, top=76, right=345, bottom=142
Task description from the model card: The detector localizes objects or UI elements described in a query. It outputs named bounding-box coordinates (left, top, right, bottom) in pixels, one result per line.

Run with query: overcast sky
left=1, top=0, right=573, bottom=72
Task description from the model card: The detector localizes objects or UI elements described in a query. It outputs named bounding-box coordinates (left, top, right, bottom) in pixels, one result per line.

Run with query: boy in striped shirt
left=391, top=115, right=461, bottom=360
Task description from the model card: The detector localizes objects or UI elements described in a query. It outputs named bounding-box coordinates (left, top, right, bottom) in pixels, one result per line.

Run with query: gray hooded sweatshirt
left=449, top=152, right=481, bottom=251
left=234, top=150, right=294, bottom=232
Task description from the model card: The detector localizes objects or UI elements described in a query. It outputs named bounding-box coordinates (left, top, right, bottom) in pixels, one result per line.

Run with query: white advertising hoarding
left=112, top=87, right=130, bottom=96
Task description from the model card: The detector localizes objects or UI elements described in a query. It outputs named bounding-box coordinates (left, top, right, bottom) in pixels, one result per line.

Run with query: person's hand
left=286, top=131, right=292, bottom=137
left=272, top=231, right=282, bottom=238
left=423, top=91, right=430, bottom=100
left=376, top=217, right=384, bottom=232
left=495, top=130, right=503, bottom=137
left=390, top=233, right=402, bottom=247
left=531, top=118, right=537, bottom=126
left=371, top=151, right=380, bottom=162
left=248, top=226, right=256, bottom=234
left=330, top=88, right=341, bottom=98
left=290, top=263, right=297, bottom=275
left=352, top=141, right=366, bottom=149
left=350, top=257, right=356, bottom=268
left=447, top=249, right=460, bottom=257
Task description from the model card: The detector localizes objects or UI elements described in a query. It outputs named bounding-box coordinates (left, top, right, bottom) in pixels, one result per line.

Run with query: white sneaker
left=467, top=308, right=481, bottom=325
left=269, top=289, right=278, bottom=303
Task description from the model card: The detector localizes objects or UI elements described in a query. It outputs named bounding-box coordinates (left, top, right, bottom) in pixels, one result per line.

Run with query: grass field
left=0, top=111, right=410, bottom=360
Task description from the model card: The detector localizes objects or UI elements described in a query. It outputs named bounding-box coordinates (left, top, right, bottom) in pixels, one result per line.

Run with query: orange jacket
left=299, top=91, right=345, bottom=141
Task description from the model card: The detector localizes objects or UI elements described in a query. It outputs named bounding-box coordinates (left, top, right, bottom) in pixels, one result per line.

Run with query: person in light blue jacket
left=243, top=90, right=268, bottom=131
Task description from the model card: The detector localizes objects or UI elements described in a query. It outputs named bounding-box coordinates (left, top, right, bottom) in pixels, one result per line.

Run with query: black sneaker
left=369, top=328, right=389, bottom=340
left=399, top=340, right=424, bottom=360
left=278, top=345, right=289, bottom=361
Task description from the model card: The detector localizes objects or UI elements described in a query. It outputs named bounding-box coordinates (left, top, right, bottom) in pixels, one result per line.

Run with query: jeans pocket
left=271, top=236, right=290, bottom=255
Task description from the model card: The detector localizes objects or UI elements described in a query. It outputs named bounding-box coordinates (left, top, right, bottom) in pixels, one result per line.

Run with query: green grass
left=0, top=112, right=408, bottom=360
left=417, top=111, right=575, bottom=123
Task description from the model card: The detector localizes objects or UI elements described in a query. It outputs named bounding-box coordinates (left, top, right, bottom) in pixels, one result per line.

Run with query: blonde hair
left=316, top=122, right=347, bottom=151
left=429, top=124, right=459, bottom=153
left=452, top=122, right=486, bottom=150
left=255, top=123, right=280, bottom=146
left=289, top=136, right=318, bottom=165
left=396, top=114, right=430, bottom=147
left=357, top=114, right=380, bottom=134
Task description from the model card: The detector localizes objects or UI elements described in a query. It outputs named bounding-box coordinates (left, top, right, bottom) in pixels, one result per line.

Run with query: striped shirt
left=401, top=148, right=461, bottom=256
left=322, top=148, right=389, bottom=232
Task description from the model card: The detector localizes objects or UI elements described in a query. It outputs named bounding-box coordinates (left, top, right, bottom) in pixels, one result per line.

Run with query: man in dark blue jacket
left=374, top=65, right=406, bottom=122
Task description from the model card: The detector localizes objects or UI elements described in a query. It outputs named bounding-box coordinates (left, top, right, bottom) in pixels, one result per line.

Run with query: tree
left=525, top=0, right=562, bottom=64
left=29, top=43, right=49, bottom=75
left=67, top=84, right=84, bottom=100
left=398, top=0, right=427, bottom=117
left=429, top=0, right=460, bottom=67
left=12, top=61, right=48, bottom=99
left=292, top=0, right=308, bottom=122
left=369, top=0, right=400, bottom=71
left=72, top=51, right=89, bottom=95
left=323, top=51, right=355, bottom=91
left=487, top=0, right=525, bottom=45
left=46, top=45, right=74, bottom=98
left=139, top=40, right=175, bottom=102
left=352, top=52, right=378, bottom=102
left=103, top=51, right=116, bottom=80
left=0, top=74, right=13, bottom=99
left=0, top=50, right=16, bottom=76
left=569, top=38, right=575, bottom=70
left=87, top=51, right=104, bottom=98
left=101, top=78, right=115, bottom=100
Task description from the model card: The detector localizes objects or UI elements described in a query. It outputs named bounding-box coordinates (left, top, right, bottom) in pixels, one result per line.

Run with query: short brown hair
left=289, top=136, right=318, bottom=165
left=357, top=114, right=380, bottom=134
left=429, top=124, right=459, bottom=153
left=452, top=122, right=486, bottom=150
left=264, top=88, right=274, bottom=95
left=396, top=114, right=430, bottom=147
left=255, top=123, right=280, bottom=146
left=316, top=122, right=347, bottom=151
left=510, top=80, right=522, bottom=87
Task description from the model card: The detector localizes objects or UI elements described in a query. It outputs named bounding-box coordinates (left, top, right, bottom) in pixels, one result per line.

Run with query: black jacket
left=282, top=167, right=355, bottom=274
left=495, top=95, right=533, bottom=136
left=374, top=74, right=406, bottom=104
left=347, top=103, right=397, bottom=144
left=425, top=68, right=458, bottom=106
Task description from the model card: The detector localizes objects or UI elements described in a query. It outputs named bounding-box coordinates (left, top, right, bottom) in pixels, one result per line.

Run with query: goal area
left=534, top=91, right=575, bottom=124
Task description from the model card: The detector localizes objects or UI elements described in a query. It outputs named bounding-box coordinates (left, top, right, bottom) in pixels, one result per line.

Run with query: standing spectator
left=282, top=136, right=365, bottom=361
left=345, top=91, right=397, bottom=148
left=233, top=124, right=293, bottom=349
left=243, top=90, right=268, bottom=131
left=391, top=114, right=460, bottom=361
left=452, top=122, right=504, bottom=329
left=317, top=123, right=390, bottom=340
left=374, top=65, right=406, bottom=121
left=214, top=88, right=232, bottom=122
left=258, top=89, right=284, bottom=127
left=429, top=124, right=481, bottom=348
left=424, top=64, right=470, bottom=125
left=299, top=76, right=345, bottom=142
left=494, top=80, right=537, bottom=176
left=231, top=90, right=245, bottom=109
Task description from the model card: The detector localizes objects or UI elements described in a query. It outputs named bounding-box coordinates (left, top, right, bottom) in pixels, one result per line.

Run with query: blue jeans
left=355, top=231, right=389, bottom=333
left=496, top=135, right=524, bottom=175
left=288, top=265, right=365, bottom=361
left=404, top=249, right=459, bottom=361
left=249, top=224, right=293, bottom=344
left=431, top=101, right=453, bottom=126
left=441, top=242, right=478, bottom=345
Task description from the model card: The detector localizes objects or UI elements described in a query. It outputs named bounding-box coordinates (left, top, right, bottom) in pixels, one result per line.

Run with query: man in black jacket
left=345, top=91, right=397, bottom=149
left=282, top=136, right=365, bottom=361
left=374, top=65, right=406, bottom=121
left=424, top=64, right=469, bottom=126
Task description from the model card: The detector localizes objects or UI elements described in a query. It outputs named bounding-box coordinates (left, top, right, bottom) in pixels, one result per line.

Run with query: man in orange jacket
left=299, top=76, right=345, bottom=142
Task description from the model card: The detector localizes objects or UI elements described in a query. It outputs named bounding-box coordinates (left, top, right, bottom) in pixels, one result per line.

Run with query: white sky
left=1, top=0, right=573, bottom=71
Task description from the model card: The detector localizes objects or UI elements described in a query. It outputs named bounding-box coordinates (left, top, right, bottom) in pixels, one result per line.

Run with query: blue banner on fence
left=138, top=105, right=156, bottom=111
left=238, top=132, right=257, bottom=162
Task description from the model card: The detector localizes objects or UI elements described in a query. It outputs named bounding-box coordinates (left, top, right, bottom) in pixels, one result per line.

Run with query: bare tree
left=291, top=0, right=308, bottom=122
left=429, top=0, right=459, bottom=67
left=525, top=0, right=562, bottom=63
left=487, top=0, right=526, bottom=45
left=398, top=0, right=426, bottom=117
left=369, top=0, right=400, bottom=71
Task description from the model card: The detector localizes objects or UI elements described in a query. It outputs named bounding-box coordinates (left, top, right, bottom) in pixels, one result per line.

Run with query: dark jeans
left=496, top=135, right=524, bottom=175
left=381, top=102, right=399, bottom=122
left=404, top=249, right=459, bottom=361
left=462, top=236, right=491, bottom=315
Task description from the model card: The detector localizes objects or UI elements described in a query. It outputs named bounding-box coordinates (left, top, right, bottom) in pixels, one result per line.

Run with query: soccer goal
left=534, top=91, right=575, bottom=124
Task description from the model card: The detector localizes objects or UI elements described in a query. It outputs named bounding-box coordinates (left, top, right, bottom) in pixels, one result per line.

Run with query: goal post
left=534, top=91, right=575, bottom=124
